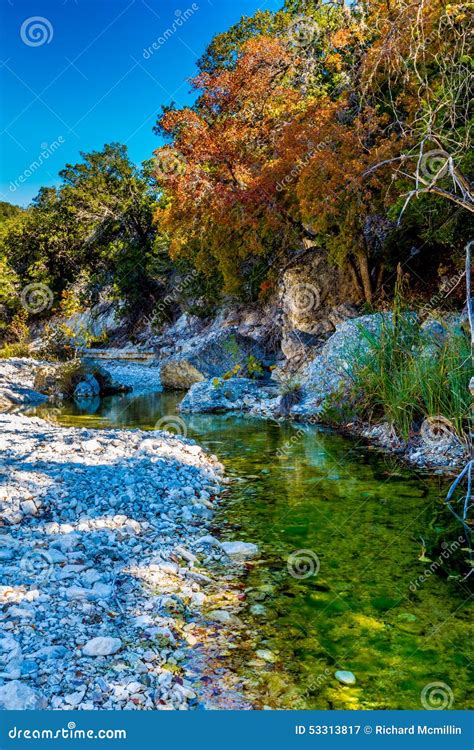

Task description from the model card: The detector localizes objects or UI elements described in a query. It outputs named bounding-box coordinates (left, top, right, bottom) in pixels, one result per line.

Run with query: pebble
left=220, top=541, right=259, bottom=561
left=334, top=670, right=356, bottom=686
left=83, top=637, right=122, bottom=657
left=0, top=681, right=46, bottom=710
left=0, top=409, right=233, bottom=710
left=255, top=649, right=277, bottom=663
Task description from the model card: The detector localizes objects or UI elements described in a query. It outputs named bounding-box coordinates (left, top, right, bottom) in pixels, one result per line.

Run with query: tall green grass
left=349, top=301, right=471, bottom=441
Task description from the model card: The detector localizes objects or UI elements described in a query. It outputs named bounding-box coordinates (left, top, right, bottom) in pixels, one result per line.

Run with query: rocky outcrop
left=33, top=361, right=131, bottom=400
left=160, top=327, right=268, bottom=390
left=281, top=250, right=359, bottom=337
left=73, top=374, right=100, bottom=399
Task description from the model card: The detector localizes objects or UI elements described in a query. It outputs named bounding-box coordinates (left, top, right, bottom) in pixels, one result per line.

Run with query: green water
left=33, top=391, right=473, bottom=710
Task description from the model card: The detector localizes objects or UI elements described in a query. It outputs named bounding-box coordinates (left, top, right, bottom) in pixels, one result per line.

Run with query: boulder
left=73, top=374, right=100, bottom=400
left=280, top=329, right=321, bottom=363
left=33, top=365, right=60, bottom=395
left=293, top=313, right=390, bottom=418
left=179, top=377, right=275, bottom=414
left=0, top=681, right=46, bottom=710
left=160, top=360, right=205, bottom=390
left=160, top=327, right=266, bottom=390
left=281, top=249, right=358, bottom=335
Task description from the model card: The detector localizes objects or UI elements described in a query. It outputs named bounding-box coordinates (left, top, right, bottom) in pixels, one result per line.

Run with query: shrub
left=278, top=377, right=302, bottom=415
left=245, top=354, right=264, bottom=379
left=55, top=359, right=87, bottom=397
left=0, top=341, right=31, bottom=358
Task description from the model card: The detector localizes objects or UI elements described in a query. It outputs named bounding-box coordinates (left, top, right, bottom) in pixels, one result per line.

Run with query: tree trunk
left=347, top=258, right=364, bottom=302
left=375, top=263, right=385, bottom=295
left=356, top=251, right=373, bottom=303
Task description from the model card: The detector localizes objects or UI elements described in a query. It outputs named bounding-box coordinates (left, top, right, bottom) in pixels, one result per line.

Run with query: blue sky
left=0, top=0, right=282, bottom=206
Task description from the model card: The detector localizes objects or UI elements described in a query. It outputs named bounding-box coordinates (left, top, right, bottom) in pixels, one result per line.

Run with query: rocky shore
left=0, top=412, right=258, bottom=710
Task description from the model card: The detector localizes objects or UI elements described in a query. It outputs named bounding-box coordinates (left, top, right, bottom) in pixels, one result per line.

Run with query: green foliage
left=278, top=376, right=302, bottom=397
left=221, top=335, right=243, bottom=362
left=349, top=312, right=471, bottom=440
left=0, top=341, right=31, bottom=358
left=55, top=359, right=87, bottom=396
left=0, top=145, right=167, bottom=325
left=245, top=354, right=264, bottom=378
left=0, top=202, right=24, bottom=223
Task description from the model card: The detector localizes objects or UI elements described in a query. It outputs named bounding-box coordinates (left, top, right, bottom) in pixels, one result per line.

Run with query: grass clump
left=349, top=296, right=471, bottom=441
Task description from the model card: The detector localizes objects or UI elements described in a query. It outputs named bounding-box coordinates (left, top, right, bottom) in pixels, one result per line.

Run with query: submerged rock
left=255, top=649, right=277, bottom=663
left=334, top=670, right=356, bottom=686
left=221, top=541, right=259, bottom=561
left=180, top=377, right=275, bottom=414
left=74, top=374, right=100, bottom=399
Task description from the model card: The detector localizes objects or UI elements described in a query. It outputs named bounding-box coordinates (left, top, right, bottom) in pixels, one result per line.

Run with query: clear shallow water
left=33, top=391, right=473, bottom=710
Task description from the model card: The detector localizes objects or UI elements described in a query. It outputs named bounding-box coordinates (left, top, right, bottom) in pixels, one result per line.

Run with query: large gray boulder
left=292, top=313, right=390, bottom=417
left=160, top=327, right=266, bottom=390
left=179, top=377, right=275, bottom=413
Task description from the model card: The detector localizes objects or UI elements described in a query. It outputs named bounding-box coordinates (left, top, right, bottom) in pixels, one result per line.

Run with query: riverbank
left=0, top=411, right=257, bottom=710
left=1, top=359, right=471, bottom=710
left=0, top=355, right=467, bottom=476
